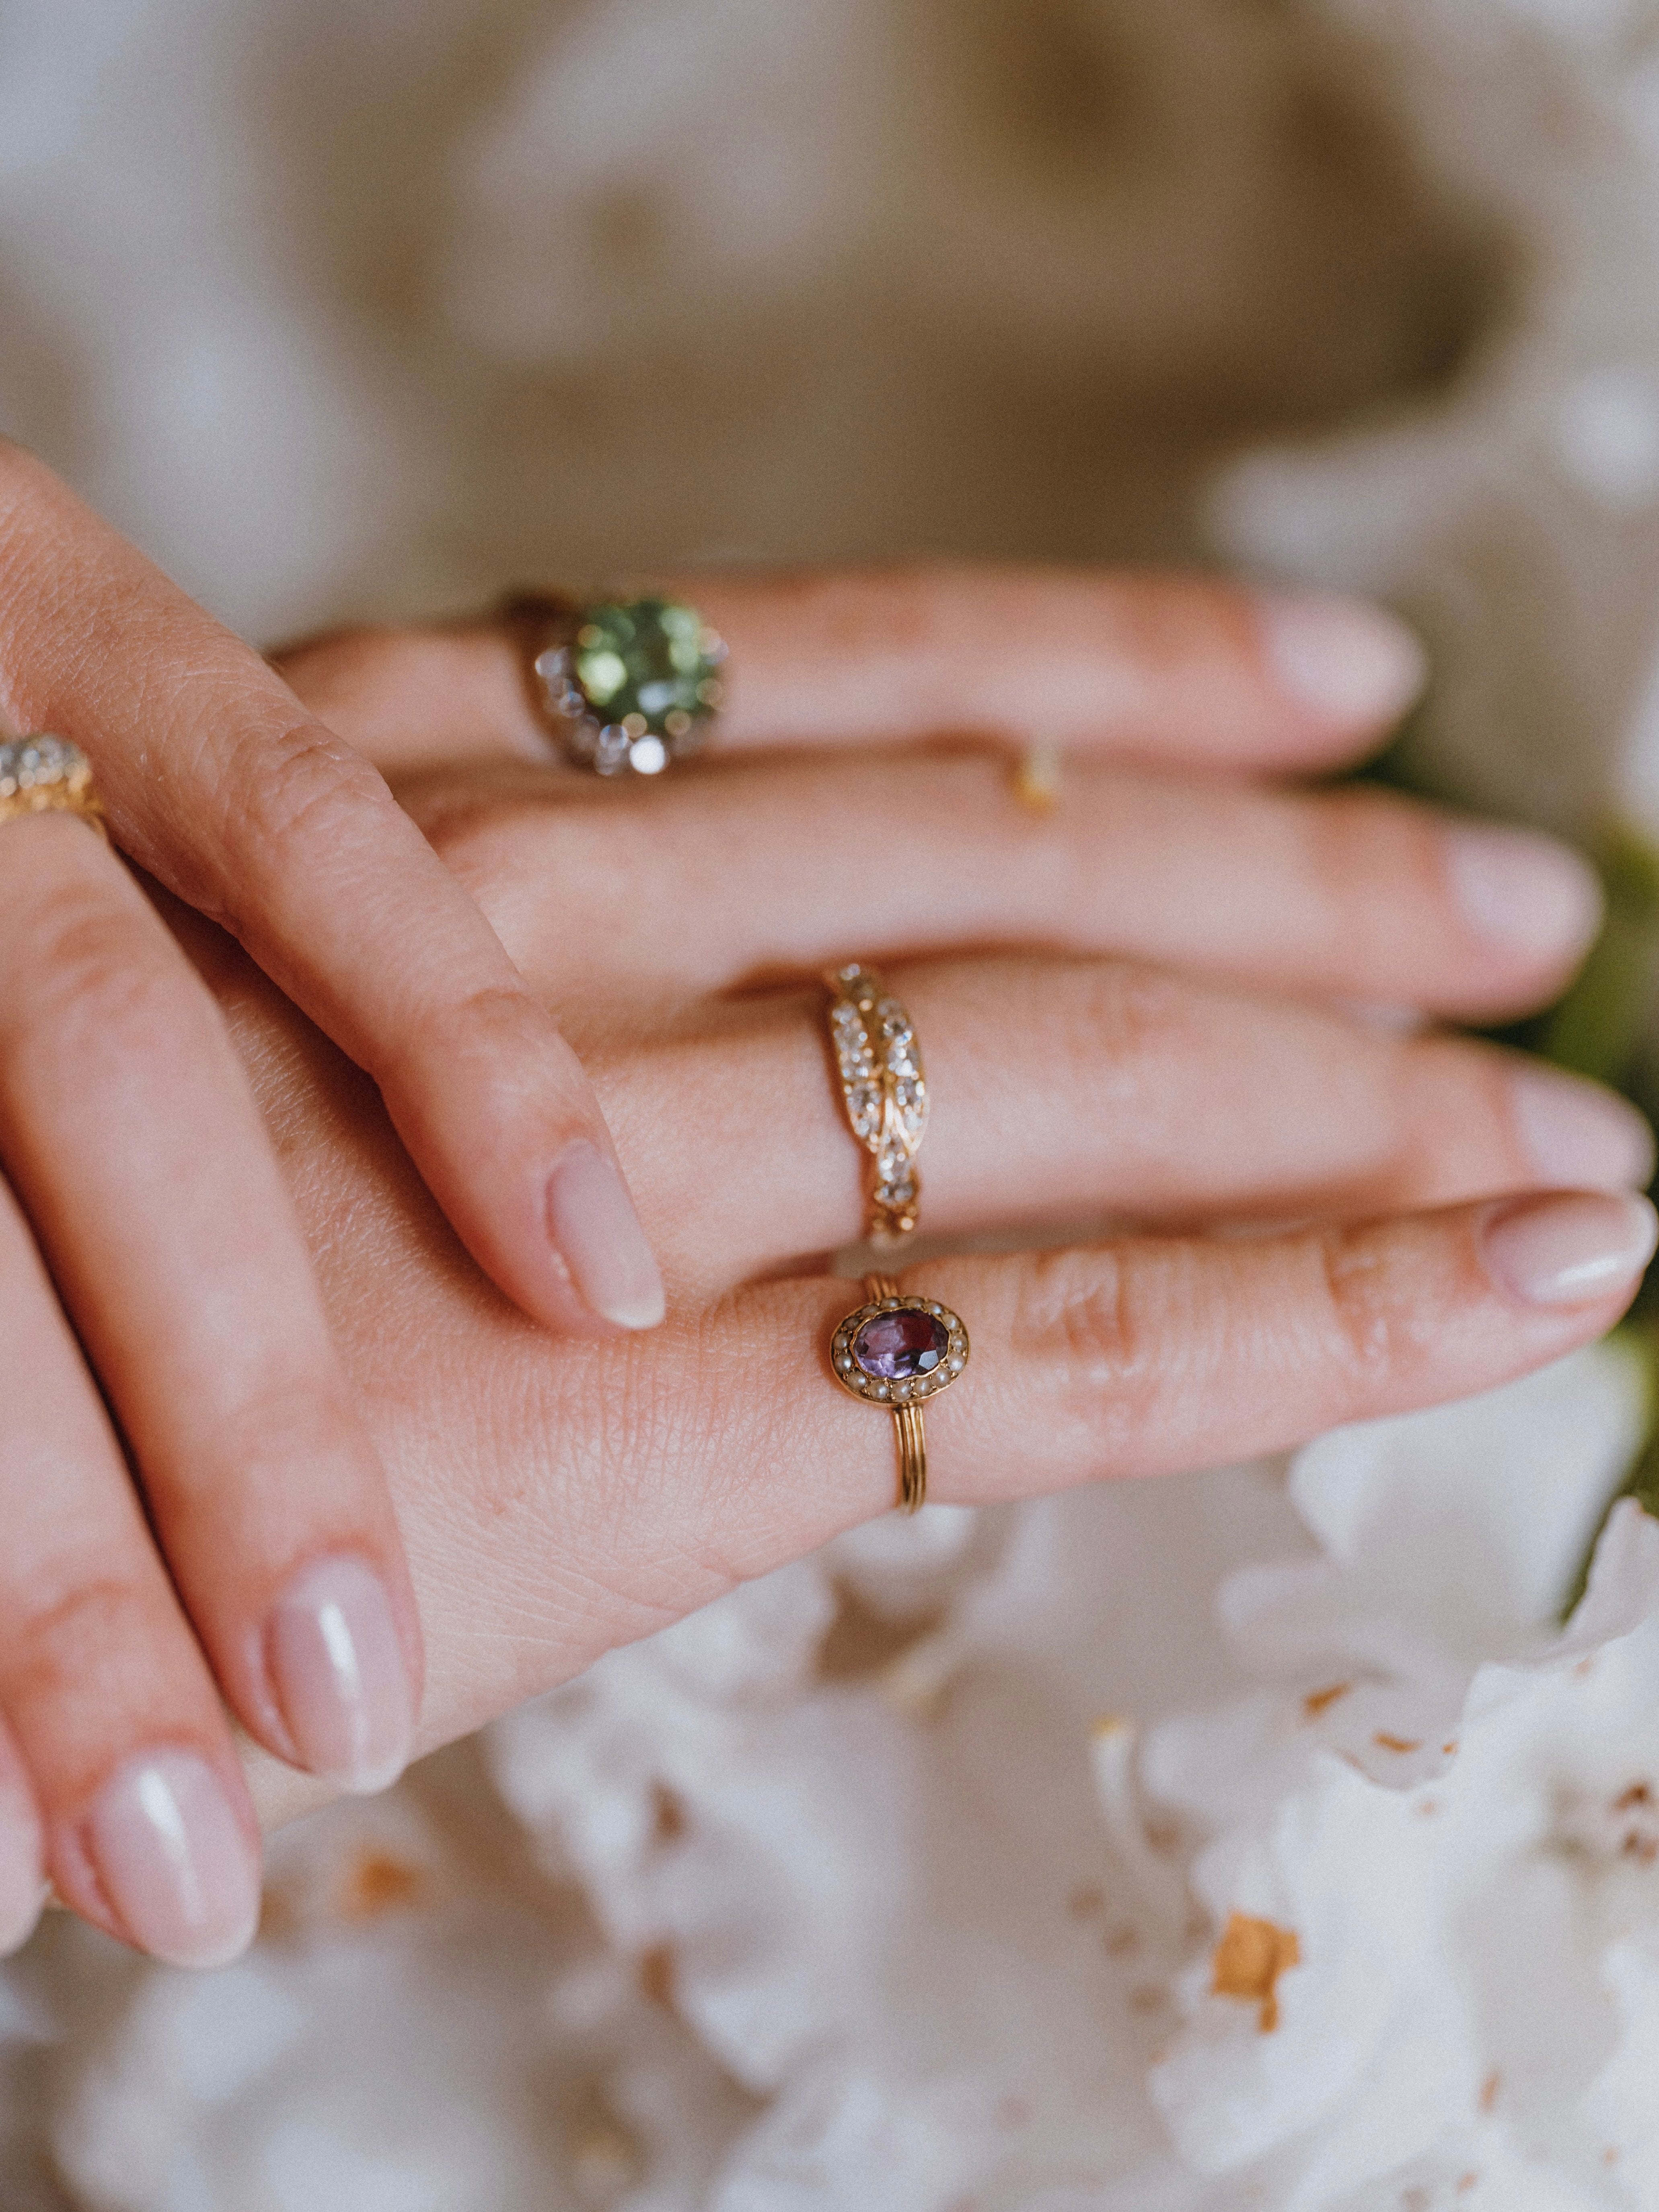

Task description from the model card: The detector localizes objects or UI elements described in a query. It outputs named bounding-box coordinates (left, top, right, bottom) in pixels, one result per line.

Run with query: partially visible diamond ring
left=824, top=964, right=927, bottom=1244
left=0, top=736, right=106, bottom=839
left=503, top=591, right=727, bottom=777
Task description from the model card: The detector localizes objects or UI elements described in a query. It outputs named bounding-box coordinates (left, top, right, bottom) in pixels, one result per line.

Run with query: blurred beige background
left=0, top=0, right=1496, bottom=641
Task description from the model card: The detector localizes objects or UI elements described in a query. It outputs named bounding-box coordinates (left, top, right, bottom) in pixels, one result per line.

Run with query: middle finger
left=409, top=751, right=1601, bottom=1026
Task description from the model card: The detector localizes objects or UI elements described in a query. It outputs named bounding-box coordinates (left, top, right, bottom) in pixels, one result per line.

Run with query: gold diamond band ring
left=824, top=965, right=927, bottom=1243
left=0, top=738, right=106, bottom=839
left=831, top=1275, right=971, bottom=1514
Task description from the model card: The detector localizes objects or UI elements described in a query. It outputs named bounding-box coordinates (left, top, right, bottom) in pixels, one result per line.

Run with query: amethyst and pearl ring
left=832, top=1277, right=970, bottom=1513
left=833, top=1297, right=968, bottom=1406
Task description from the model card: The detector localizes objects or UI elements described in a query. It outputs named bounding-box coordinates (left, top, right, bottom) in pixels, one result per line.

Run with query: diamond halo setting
left=526, top=595, right=727, bottom=777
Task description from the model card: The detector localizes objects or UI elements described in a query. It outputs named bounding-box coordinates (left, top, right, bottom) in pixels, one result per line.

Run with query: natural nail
left=83, top=1750, right=260, bottom=1969
left=1481, top=1190, right=1658, bottom=1307
left=546, top=1141, right=666, bottom=1330
left=1446, top=824, right=1603, bottom=964
left=1509, top=1066, right=1655, bottom=1192
left=0, top=1769, right=44, bottom=1958
left=266, top=1554, right=416, bottom=1795
left=1256, top=592, right=1427, bottom=725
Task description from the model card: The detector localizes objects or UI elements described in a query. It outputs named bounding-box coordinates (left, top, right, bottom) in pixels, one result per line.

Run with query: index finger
left=687, top=565, right=1427, bottom=767
left=0, top=442, right=662, bottom=1336
left=276, top=565, right=1426, bottom=779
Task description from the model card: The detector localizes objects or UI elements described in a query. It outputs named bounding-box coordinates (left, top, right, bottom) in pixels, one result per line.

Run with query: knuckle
left=417, top=787, right=567, bottom=880
left=1303, top=788, right=1443, bottom=951
left=429, top=804, right=625, bottom=969
left=1105, top=572, right=1234, bottom=674
left=1067, top=962, right=1202, bottom=1087
left=212, top=1377, right=365, bottom=1503
left=214, top=717, right=386, bottom=860
left=6, top=1569, right=161, bottom=1710
left=870, top=561, right=959, bottom=651
left=1390, top=1038, right=1524, bottom=1194
left=779, top=562, right=960, bottom=662
left=1314, top=1222, right=1404, bottom=1381
left=1025, top=1247, right=1165, bottom=1451
left=0, top=870, right=184, bottom=1065
left=438, top=979, right=543, bottom=1062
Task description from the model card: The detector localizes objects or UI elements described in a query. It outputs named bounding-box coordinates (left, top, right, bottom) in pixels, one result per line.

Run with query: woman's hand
left=177, top=565, right=1646, bottom=1837
left=0, top=447, right=661, bottom=1971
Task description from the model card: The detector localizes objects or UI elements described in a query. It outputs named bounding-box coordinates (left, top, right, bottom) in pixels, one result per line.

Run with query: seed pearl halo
left=830, top=1293, right=972, bottom=1407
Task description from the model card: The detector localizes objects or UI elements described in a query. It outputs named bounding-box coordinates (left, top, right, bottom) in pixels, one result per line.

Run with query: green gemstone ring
left=505, top=592, right=727, bottom=776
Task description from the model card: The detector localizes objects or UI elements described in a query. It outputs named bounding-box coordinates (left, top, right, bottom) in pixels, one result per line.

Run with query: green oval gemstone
left=571, top=598, right=722, bottom=739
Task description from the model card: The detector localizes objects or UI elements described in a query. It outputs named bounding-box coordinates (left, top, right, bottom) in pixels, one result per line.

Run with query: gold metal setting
left=831, top=1274, right=971, bottom=1514
left=1013, top=738, right=1063, bottom=814
left=0, top=737, right=106, bottom=840
left=824, top=965, right=927, bottom=1243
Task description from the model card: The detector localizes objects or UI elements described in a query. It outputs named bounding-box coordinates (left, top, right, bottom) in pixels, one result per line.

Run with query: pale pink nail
left=1256, top=593, right=1426, bottom=724
left=1509, top=1066, right=1654, bottom=1192
left=83, top=1751, right=260, bottom=1969
left=547, top=1141, right=666, bottom=1330
left=266, top=1555, right=416, bottom=1795
left=1481, top=1191, right=1657, bottom=1307
left=1445, top=824, right=1603, bottom=962
left=0, top=1767, right=45, bottom=1958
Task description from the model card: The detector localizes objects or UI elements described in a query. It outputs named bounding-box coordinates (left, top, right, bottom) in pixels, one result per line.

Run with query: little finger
left=741, top=1191, right=1659, bottom=1534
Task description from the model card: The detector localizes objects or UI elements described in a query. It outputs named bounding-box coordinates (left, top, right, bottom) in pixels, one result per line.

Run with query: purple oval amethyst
left=853, top=1307, right=949, bottom=1381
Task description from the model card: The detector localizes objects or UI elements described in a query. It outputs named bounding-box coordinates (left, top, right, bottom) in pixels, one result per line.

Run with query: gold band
left=828, top=1270, right=975, bottom=1515
left=865, top=1273, right=927, bottom=1511
left=824, top=965, right=927, bottom=1243
left=0, top=737, right=106, bottom=840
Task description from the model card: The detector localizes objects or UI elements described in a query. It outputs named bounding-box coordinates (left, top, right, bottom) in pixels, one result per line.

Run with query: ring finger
left=582, top=955, right=1653, bottom=1292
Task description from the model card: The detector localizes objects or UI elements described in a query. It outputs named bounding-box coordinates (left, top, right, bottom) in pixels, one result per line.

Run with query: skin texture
left=201, top=846, right=1651, bottom=1841
left=220, top=569, right=1647, bottom=1831
left=1, top=556, right=1649, bottom=1953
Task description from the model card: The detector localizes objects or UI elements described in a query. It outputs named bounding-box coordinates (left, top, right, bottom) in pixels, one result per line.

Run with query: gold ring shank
left=0, top=738, right=105, bottom=841
left=894, top=1402, right=927, bottom=1515
left=866, top=1272, right=927, bottom=1513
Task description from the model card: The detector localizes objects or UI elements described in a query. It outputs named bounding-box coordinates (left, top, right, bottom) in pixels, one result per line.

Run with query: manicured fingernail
left=1256, top=592, right=1427, bottom=724
left=1445, top=824, right=1603, bottom=962
left=546, top=1141, right=666, bottom=1330
left=0, top=1773, right=45, bottom=1957
left=1510, top=1066, right=1655, bottom=1191
left=83, top=1751, right=260, bottom=1969
left=1481, top=1190, right=1657, bottom=1307
left=266, top=1555, right=416, bottom=1795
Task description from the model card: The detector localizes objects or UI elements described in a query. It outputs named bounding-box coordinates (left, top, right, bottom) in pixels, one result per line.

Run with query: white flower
left=1132, top=1348, right=1659, bottom=2205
